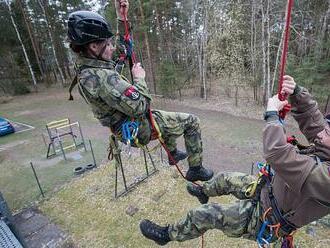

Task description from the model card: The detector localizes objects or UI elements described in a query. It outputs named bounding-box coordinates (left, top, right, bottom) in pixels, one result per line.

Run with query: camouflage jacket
left=74, top=18, right=153, bottom=144
left=75, top=56, right=152, bottom=144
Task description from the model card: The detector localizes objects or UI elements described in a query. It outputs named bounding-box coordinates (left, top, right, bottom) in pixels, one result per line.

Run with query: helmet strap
left=97, top=42, right=108, bottom=61
left=86, top=40, right=109, bottom=61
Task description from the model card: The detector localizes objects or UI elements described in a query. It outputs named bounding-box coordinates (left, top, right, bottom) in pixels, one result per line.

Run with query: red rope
left=120, top=6, right=137, bottom=64
left=278, top=0, right=294, bottom=119
left=120, top=4, right=204, bottom=247
left=148, top=110, right=201, bottom=185
left=148, top=109, right=204, bottom=247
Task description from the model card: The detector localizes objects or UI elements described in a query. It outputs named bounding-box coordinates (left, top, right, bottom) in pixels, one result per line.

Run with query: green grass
left=0, top=88, right=108, bottom=211
left=40, top=164, right=330, bottom=248
left=1, top=87, right=329, bottom=247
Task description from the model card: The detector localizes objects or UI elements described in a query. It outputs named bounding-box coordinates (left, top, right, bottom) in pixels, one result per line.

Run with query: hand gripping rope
left=277, top=0, right=294, bottom=120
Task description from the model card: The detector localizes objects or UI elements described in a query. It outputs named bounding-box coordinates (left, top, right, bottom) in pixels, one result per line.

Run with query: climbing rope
left=119, top=3, right=204, bottom=246
left=278, top=0, right=295, bottom=120
left=120, top=5, right=138, bottom=65
left=271, top=2, right=297, bottom=245
left=119, top=3, right=201, bottom=186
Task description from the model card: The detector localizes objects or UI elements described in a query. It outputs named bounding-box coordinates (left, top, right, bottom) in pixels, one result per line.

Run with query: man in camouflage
left=140, top=75, right=330, bottom=246
left=67, top=0, right=213, bottom=182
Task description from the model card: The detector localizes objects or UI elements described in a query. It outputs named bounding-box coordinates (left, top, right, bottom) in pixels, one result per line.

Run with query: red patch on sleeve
left=124, top=86, right=140, bottom=100
left=124, top=86, right=135, bottom=96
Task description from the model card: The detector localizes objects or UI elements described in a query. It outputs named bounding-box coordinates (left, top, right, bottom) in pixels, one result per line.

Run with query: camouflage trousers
left=169, top=172, right=261, bottom=242
left=153, top=110, right=202, bottom=167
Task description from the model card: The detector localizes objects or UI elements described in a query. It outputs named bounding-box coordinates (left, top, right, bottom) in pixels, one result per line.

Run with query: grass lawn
left=1, top=87, right=329, bottom=247
left=41, top=162, right=330, bottom=248
left=0, top=87, right=110, bottom=211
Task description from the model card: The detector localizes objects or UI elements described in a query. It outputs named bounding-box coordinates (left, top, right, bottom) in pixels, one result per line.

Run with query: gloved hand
left=132, top=63, right=146, bottom=81
left=115, top=0, right=129, bottom=21
left=281, top=75, right=296, bottom=96
left=267, top=94, right=289, bottom=112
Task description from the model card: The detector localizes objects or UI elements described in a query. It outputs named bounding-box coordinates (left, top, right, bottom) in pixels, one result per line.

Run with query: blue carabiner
left=257, top=220, right=273, bottom=247
left=122, top=121, right=140, bottom=144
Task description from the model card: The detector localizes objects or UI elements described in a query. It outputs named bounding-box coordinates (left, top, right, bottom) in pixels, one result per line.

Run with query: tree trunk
left=37, top=0, right=65, bottom=86
left=261, top=2, right=267, bottom=105
left=235, top=84, right=239, bottom=107
left=137, top=0, right=157, bottom=94
left=151, top=0, right=165, bottom=58
left=201, top=1, right=209, bottom=100
left=17, top=0, right=45, bottom=79
left=250, top=0, right=256, bottom=82
left=316, top=2, right=330, bottom=60
left=99, top=0, right=108, bottom=16
left=266, top=0, right=271, bottom=101
left=325, top=95, right=330, bottom=114
left=5, top=0, right=38, bottom=89
left=271, top=20, right=285, bottom=95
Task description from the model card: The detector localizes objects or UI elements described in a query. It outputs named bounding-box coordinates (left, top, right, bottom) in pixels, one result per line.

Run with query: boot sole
left=139, top=221, right=169, bottom=246
left=185, top=174, right=213, bottom=182
left=186, top=187, right=209, bottom=204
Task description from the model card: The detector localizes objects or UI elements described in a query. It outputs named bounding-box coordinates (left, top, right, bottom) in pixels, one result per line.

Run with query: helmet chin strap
left=97, top=42, right=109, bottom=61
left=88, top=40, right=110, bottom=61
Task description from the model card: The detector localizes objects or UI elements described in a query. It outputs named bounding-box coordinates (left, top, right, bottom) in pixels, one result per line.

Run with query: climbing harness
left=251, top=163, right=296, bottom=248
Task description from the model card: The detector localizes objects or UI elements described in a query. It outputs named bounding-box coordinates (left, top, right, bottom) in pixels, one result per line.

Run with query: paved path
left=13, top=208, right=73, bottom=248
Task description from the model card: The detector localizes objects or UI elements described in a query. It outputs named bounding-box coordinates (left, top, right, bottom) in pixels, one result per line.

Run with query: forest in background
left=0, top=0, right=329, bottom=109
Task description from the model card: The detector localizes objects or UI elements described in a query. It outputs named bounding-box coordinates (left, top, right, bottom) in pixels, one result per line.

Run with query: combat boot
left=186, top=183, right=209, bottom=204
left=185, top=166, right=214, bottom=182
left=140, top=219, right=171, bottom=246
left=168, top=149, right=188, bottom=165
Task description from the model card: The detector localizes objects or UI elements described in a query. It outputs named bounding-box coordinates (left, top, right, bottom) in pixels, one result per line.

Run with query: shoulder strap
left=68, top=64, right=92, bottom=101
left=68, top=75, right=78, bottom=101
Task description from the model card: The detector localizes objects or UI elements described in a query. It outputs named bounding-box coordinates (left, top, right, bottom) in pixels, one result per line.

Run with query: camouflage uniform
left=141, top=86, right=330, bottom=246
left=76, top=56, right=203, bottom=167
left=169, top=172, right=259, bottom=242
left=167, top=87, right=330, bottom=243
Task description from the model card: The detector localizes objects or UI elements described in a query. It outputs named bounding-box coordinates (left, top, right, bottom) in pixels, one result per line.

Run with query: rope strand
left=278, top=0, right=294, bottom=119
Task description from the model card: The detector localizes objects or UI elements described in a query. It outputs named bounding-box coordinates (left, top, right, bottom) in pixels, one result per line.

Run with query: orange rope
left=148, top=110, right=204, bottom=247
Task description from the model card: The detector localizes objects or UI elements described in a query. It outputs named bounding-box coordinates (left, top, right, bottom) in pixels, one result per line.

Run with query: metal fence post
left=30, top=162, right=45, bottom=198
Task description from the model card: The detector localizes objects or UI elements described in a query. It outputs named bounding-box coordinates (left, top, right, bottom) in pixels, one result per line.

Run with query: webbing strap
left=68, top=76, right=78, bottom=100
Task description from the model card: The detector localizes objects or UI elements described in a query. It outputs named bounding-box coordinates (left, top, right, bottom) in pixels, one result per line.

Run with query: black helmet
left=67, top=10, right=113, bottom=46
